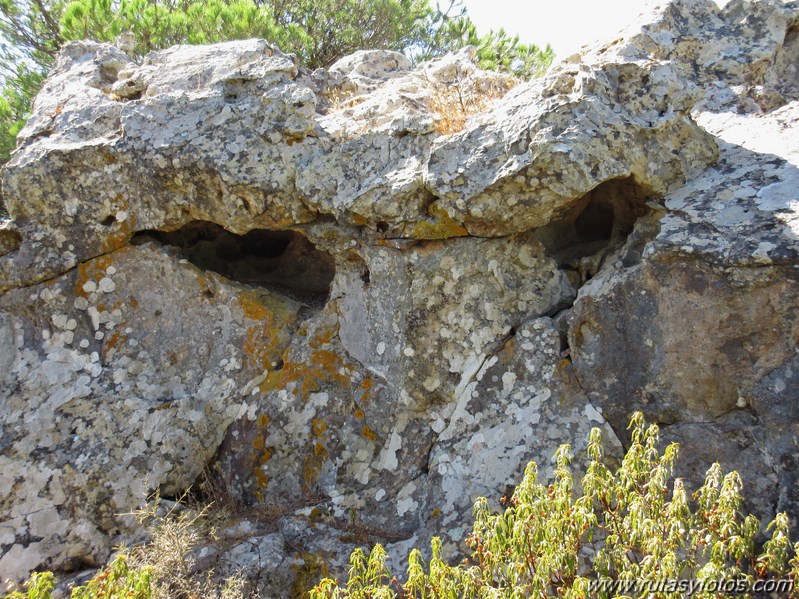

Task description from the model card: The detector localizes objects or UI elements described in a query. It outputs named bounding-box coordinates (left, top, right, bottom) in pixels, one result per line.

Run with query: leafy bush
left=311, top=413, right=799, bottom=598
left=3, top=555, right=150, bottom=599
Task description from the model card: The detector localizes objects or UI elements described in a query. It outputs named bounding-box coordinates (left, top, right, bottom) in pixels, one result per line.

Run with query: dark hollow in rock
left=0, top=222, right=22, bottom=256
left=133, top=221, right=336, bottom=304
left=534, top=176, right=652, bottom=283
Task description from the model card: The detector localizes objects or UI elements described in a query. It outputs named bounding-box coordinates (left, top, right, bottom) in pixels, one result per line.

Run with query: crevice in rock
left=534, top=176, right=652, bottom=288
left=132, top=221, right=336, bottom=306
left=756, top=21, right=799, bottom=111
left=0, top=221, right=22, bottom=256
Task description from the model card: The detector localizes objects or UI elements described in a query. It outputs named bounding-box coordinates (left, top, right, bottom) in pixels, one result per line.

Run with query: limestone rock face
left=2, top=0, right=799, bottom=592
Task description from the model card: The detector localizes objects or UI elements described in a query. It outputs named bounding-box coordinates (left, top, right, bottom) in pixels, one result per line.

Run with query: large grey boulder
left=1, top=0, right=798, bottom=592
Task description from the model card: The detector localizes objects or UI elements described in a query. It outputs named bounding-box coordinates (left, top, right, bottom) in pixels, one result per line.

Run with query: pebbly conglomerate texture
left=1, top=0, right=798, bottom=593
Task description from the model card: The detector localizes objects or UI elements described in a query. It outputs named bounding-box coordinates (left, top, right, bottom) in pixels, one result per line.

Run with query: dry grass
left=322, top=88, right=367, bottom=114
left=124, top=491, right=247, bottom=599
left=428, top=77, right=516, bottom=135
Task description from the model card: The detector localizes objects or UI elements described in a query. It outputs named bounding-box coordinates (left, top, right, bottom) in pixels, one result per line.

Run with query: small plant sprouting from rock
left=311, top=413, right=799, bottom=598
left=3, top=556, right=150, bottom=599
left=428, top=74, right=516, bottom=135
left=3, top=492, right=245, bottom=599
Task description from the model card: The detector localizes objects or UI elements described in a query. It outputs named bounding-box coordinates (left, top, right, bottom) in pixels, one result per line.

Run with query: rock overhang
left=2, top=0, right=799, bottom=591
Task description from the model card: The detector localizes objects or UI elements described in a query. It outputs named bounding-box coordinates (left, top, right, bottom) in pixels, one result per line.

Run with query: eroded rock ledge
left=1, top=0, right=798, bottom=593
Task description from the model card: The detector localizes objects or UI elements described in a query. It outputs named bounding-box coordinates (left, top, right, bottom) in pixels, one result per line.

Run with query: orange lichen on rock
left=75, top=254, right=116, bottom=298
left=361, top=425, right=377, bottom=442
left=101, top=328, right=128, bottom=358
left=255, top=468, right=270, bottom=490
left=311, top=418, right=327, bottom=437
left=238, top=290, right=299, bottom=371
left=401, top=217, right=469, bottom=240
left=257, top=348, right=353, bottom=401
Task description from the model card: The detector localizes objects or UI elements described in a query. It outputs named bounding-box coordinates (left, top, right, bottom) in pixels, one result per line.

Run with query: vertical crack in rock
left=132, top=221, right=336, bottom=309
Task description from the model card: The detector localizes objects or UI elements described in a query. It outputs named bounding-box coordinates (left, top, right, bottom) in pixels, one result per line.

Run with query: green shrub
left=311, top=413, right=799, bottom=598
left=3, top=554, right=150, bottom=599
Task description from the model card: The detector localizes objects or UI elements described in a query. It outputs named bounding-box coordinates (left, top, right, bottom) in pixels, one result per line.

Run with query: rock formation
left=1, top=0, right=798, bottom=593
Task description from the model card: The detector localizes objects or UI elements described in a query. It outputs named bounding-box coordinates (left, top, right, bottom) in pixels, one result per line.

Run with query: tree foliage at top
left=0, top=0, right=553, bottom=215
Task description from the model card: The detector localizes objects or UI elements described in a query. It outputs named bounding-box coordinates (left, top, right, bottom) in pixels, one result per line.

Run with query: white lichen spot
left=82, top=281, right=97, bottom=293
left=501, top=371, right=517, bottom=394
left=423, top=376, right=440, bottom=392
left=376, top=341, right=386, bottom=356
left=583, top=403, right=604, bottom=423
left=378, top=432, right=403, bottom=471
left=98, top=277, right=116, bottom=293
left=403, top=347, right=415, bottom=357
left=87, top=307, right=101, bottom=330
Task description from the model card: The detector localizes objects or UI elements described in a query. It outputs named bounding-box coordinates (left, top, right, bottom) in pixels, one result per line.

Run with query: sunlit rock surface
left=2, top=0, right=798, bottom=593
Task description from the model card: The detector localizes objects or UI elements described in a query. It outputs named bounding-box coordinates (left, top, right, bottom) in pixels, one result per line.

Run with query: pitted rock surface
left=2, top=0, right=799, bottom=593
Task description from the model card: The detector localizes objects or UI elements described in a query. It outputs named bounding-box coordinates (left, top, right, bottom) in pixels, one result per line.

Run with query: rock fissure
left=3, top=2, right=799, bottom=591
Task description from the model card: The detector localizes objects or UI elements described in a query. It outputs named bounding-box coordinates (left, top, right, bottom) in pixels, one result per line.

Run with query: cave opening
left=133, top=221, right=335, bottom=304
left=534, top=176, right=652, bottom=283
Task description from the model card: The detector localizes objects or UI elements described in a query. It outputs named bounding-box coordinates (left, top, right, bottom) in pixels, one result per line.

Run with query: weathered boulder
left=1, top=0, right=799, bottom=593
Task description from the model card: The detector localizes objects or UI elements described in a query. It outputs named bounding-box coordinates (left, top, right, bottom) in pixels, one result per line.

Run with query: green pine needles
left=311, top=413, right=799, bottom=598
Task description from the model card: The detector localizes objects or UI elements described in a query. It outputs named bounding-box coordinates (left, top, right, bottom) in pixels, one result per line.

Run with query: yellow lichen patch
left=302, top=451, right=326, bottom=494
left=101, top=328, right=128, bottom=358
left=311, top=418, right=327, bottom=437
left=98, top=211, right=136, bottom=255
left=402, top=217, right=469, bottom=240
left=307, top=320, right=340, bottom=349
left=238, top=290, right=301, bottom=371
left=195, top=272, right=216, bottom=300
left=238, top=291, right=270, bottom=321
left=251, top=413, right=274, bottom=470
left=313, top=441, right=328, bottom=459
left=255, top=468, right=270, bottom=490
left=75, top=254, right=115, bottom=298
left=353, top=408, right=365, bottom=420
left=361, top=425, right=377, bottom=442
left=357, top=377, right=376, bottom=405
left=258, top=348, right=353, bottom=402
left=99, top=229, right=132, bottom=254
